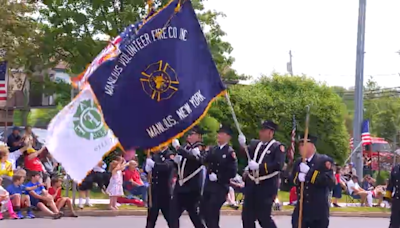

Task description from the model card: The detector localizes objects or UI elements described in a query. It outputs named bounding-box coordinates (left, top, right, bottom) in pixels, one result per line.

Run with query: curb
left=30, top=210, right=391, bottom=218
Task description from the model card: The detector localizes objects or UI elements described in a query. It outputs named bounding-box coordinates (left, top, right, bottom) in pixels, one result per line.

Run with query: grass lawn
left=62, top=189, right=109, bottom=199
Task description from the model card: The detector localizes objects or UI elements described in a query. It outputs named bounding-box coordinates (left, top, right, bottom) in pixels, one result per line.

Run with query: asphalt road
left=3, top=215, right=389, bottom=228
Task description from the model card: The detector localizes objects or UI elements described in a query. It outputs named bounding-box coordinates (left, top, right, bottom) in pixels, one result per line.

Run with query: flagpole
left=4, top=61, right=9, bottom=139
left=146, top=149, right=153, bottom=208
left=298, top=104, right=311, bottom=228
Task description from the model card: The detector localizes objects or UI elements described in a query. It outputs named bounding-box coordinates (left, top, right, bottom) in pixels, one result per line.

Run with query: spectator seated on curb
left=0, top=176, right=18, bottom=220
left=347, top=175, right=373, bottom=207
left=6, top=175, right=35, bottom=219
left=123, top=160, right=148, bottom=204
left=230, top=173, right=245, bottom=203
left=25, top=171, right=62, bottom=219
left=289, top=186, right=297, bottom=206
left=225, top=186, right=239, bottom=210
left=48, top=177, right=78, bottom=217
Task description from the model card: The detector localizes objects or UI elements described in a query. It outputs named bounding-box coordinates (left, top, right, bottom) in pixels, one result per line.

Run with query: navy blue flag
left=89, top=0, right=226, bottom=150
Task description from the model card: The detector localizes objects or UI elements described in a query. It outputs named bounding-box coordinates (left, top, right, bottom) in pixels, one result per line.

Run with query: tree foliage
left=0, top=0, right=43, bottom=69
left=37, top=0, right=246, bottom=80
left=209, top=74, right=350, bottom=163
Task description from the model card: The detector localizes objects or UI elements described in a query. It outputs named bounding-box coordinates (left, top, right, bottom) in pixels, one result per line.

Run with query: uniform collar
left=307, top=153, right=316, bottom=162
left=218, top=143, right=227, bottom=149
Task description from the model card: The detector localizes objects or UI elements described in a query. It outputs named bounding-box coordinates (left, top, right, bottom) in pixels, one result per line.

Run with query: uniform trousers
left=291, top=211, right=329, bottom=228
left=390, top=201, right=400, bottom=228
left=242, top=188, right=277, bottom=228
left=146, top=192, right=172, bottom=228
left=199, top=188, right=227, bottom=228
left=170, top=190, right=205, bottom=228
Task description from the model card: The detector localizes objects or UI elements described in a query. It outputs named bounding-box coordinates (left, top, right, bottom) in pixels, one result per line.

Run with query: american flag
left=72, top=9, right=156, bottom=89
left=0, top=61, right=7, bottom=101
left=287, top=115, right=296, bottom=162
left=350, top=119, right=372, bottom=149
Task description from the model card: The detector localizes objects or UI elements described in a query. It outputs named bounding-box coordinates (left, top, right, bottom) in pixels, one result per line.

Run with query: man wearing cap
left=291, top=134, right=335, bottom=228
left=238, top=120, right=285, bottom=228
left=170, top=126, right=206, bottom=228
left=144, top=145, right=175, bottom=228
left=200, top=125, right=238, bottom=228
left=383, top=164, right=400, bottom=228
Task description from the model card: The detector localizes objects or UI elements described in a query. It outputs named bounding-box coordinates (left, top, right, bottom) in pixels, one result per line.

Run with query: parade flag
left=88, top=0, right=226, bottom=151
left=46, top=86, right=118, bottom=182
left=350, top=119, right=372, bottom=149
left=72, top=9, right=156, bottom=88
left=287, top=115, right=296, bottom=162
left=0, top=61, right=8, bottom=101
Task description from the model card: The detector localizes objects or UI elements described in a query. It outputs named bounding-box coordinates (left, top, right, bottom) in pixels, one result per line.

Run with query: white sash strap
left=177, top=158, right=204, bottom=186
left=250, top=139, right=277, bottom=184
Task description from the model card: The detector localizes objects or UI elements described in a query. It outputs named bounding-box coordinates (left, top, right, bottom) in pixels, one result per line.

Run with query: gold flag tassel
left=298, top=104, right=311, bottom=228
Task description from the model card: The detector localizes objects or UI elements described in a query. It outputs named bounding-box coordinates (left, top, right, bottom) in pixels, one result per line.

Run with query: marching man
left=144, top=146, right=175, bottom=228
left=200, top=125, right=238, bottom=228
left=170, top=126, right=205, bottom=228
left=239, top=120, right=285, bottom=228
left=291, top=134, right=335, bottom=228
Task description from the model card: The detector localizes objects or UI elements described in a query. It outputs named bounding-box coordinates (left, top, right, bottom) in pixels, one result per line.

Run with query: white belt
left=248, top=171, right=279, bottom=184
left=178, top=165, right=204, bottom=186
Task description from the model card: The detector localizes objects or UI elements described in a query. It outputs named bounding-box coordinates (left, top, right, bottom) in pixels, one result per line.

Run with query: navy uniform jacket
left=174, top=141, right=204, bottom=193
left=384, top=164, right=400, bottom=201
left=291, top=153, right=335, bottom=220
left=203, top=145, right=238, bottom=193
left=244, top=139, right=285, bottom=197
left=147, top=149, right=175, bottom=196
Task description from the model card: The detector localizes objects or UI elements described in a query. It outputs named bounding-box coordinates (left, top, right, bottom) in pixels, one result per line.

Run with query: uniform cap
left=218, top=124, right=233, bottom=136
left=298, top=133, right=318, bottom=144
left=261, top=120, right=278, bottom=131
left=188, top=126, right=206, bottom=135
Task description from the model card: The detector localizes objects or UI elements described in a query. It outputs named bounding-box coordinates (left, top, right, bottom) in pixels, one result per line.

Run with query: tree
left=209, top=74, right=350, bottom=163
left=0, top=0, right=43, bottom=69
left=37, top=0, right=245, bottom=80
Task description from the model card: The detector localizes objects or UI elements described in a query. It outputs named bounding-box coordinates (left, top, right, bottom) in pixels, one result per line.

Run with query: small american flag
left=288, top=115, right=296, bottom=162
left=0, top=61, right=7, bottom=101
left=350, top=119, right=372, bottom=149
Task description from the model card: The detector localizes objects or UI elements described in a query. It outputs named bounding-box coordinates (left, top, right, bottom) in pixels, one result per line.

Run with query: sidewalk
left=76, top=199, right=363, bottom=208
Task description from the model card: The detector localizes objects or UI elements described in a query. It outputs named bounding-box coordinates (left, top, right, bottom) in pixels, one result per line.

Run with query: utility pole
left=287, top=50, right=294, bottom=76
left=352, top=0, right=367, bottom=178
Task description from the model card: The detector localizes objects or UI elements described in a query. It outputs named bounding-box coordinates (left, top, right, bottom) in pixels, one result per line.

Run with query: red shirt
left=123, top=168, right=143, bottom=186
left=335, top=173, right=340, bottom=183
left=48, top=187, right=61, bottom=202
left=289, top=186, right=297, bottom=204
left=24, top=156, right=43, bottom=171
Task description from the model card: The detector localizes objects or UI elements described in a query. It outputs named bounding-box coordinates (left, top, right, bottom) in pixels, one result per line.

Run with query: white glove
left=298, top=172, right=306, bottom=182
left=146, top=158, right=155, bottom=168
left=238, top=134, right=246, bottom=146
left=299, top=163, right=310, bottom=173
left=174, top=155, right=182, bottom=164
left=191, top=147, right=200, bottom=157
left=248, top=160, right=259, bottom=171
left=172, top=139, right=180, bottom=149
left=145, top=164, right=152, bottom=173
left=209, top=173, right=218, bottom=181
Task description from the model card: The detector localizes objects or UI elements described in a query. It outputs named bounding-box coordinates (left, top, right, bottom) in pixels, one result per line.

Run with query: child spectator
left=289, top=186, right=297, bottom=206
left=48, top=177, right=78, bottom=217
left=0, top=176, right=17, bottom=220
left=6, top=175, right=35, bottom=219
left=0, top=146, right=13, bottom=187
left=106, top=160, right=127, bottom=210
left=25, top=171, right=62, bottom=219
left=332, top=166, right=343, bottom=207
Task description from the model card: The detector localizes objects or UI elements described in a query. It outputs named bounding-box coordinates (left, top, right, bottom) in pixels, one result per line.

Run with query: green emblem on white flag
left=73, top=99, right=107, bottom=140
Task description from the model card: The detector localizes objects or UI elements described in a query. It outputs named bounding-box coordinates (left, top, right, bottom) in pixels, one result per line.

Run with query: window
left=371, top=143, right=391, bottom=152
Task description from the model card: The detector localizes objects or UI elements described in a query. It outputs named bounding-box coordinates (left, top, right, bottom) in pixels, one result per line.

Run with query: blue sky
left=203, top=0, right=400, bottom=88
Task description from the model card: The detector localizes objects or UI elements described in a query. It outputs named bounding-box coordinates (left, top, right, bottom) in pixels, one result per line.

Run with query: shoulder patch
left=231, top=151, right=236, bottom=159
left=325, top=161, right=332, bottom=170
left=280, top=145, right=285, bottom=152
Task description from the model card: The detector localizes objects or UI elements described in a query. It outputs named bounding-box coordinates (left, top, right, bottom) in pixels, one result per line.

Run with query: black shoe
left=333, top=203, right=341, bottom=207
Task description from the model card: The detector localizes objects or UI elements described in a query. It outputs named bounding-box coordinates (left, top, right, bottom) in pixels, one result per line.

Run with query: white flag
left=46, top=86, right=118, bottom=182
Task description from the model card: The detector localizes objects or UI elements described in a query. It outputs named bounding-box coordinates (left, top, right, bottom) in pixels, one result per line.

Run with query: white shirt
left=347, top=179, right=360, bottom=195
left=218, top=143, right=227, bottom=150
left=93, top=162, right=107, bottom=173
left=306, top=153, right=315, bottom=163
left=7, top=149, right=23, bottom=170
